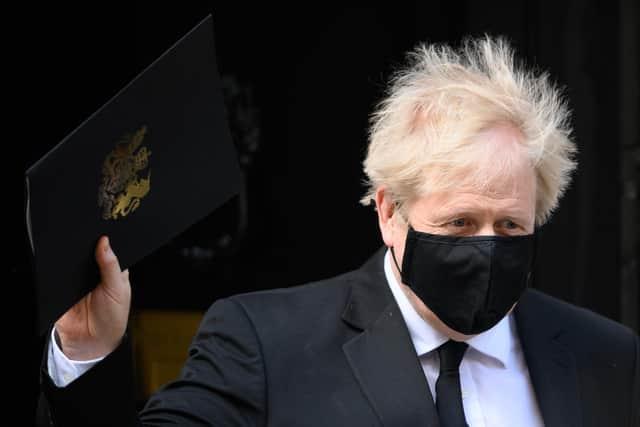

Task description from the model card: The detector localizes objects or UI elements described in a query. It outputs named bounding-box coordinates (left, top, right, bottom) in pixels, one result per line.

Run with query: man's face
left=375, top=125, right=537, bottom=340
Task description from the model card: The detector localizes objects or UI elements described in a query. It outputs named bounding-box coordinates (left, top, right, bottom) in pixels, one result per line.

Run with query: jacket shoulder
left=230, top=269, right=359, bottom=317
left=521, top=289, right=638, bottom=352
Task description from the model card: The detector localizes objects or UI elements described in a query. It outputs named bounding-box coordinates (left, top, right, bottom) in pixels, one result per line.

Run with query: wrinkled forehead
left=419, top=124, right=537, bottom=200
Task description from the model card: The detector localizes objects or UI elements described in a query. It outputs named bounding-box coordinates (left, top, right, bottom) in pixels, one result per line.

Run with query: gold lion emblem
left=98, top=126, right=151, bottom=220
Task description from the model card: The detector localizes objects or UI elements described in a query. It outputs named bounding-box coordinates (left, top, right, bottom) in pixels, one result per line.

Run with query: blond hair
left=360, top=36, right=577, bottom=225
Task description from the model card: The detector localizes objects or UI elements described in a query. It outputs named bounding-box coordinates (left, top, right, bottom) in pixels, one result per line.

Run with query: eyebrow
left=431, top=207, right=531, bottom=224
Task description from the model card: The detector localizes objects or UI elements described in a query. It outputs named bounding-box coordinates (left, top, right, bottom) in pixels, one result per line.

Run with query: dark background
left=12, top=1, right=638, bottom=421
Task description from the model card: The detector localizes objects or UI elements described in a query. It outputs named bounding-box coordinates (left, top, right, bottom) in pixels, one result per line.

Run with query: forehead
left=411, top=184, right=534, bottom=221
left=413, top=125, right=537, bottom=219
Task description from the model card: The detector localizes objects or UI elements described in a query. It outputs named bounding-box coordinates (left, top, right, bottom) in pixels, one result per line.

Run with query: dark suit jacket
left=41, top=247, right=639, bottom=426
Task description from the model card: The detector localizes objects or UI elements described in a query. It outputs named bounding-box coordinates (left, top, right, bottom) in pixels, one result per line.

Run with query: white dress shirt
left=383, top=249, right=544, bottom=427
left=49, top=252, right=544, bottom=427
left=47, top=328, right=104, bottom=387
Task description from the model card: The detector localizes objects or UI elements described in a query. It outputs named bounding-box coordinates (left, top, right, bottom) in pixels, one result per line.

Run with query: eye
left=445, top=218, right=474, bottom=235
left=497, top=219, right=526, bottom=235
left=450, top=218, right=469, bottom=228
left=504, top=220, right=518, bottom=229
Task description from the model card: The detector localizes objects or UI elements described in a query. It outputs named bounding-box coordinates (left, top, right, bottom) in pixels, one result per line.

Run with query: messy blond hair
left=360, top=36, right=577, bottom=225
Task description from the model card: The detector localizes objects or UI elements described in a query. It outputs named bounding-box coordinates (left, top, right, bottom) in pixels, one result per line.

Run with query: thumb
left=95, top=236, right=123, bottom=285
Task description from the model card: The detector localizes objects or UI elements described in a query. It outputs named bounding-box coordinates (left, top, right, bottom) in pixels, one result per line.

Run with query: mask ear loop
left=388, top=201, right=408, bottom=275
left=389, top=246, right=403, bottom=275
left=389, top=214, right=416, bottom=275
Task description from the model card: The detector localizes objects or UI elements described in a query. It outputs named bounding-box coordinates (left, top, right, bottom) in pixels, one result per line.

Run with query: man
left=41, top=36, right=639, bottom=426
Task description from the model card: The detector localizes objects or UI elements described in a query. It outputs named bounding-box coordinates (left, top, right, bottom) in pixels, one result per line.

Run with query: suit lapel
left=342, top=248, right=440, bottom=427
left=515, top=289, right=583, bottom=427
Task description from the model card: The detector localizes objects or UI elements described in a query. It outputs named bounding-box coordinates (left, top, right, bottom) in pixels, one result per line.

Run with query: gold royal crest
left=98, top=126, right=151, bottom=220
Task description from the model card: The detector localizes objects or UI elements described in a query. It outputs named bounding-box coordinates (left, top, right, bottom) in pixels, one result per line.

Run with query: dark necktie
left=435, top=340, right=469, bottom=427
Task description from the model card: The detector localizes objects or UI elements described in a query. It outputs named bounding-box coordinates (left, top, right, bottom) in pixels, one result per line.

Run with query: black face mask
left=391, top=226, right=536, bottom=335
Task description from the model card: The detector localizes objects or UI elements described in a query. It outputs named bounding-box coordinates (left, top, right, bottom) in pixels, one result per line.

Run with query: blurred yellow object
left=131, top=310, right=204, bottom=400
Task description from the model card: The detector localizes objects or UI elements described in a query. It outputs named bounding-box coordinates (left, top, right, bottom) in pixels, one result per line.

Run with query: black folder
left=25, top=15, right=241, bottom=335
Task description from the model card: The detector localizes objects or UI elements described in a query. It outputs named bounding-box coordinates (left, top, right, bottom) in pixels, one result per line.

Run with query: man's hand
left=54, top=236, right=131, bottom=360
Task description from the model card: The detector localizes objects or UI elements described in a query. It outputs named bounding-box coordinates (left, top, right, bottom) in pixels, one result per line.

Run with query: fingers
left=95, top=236, right=123, bottom=285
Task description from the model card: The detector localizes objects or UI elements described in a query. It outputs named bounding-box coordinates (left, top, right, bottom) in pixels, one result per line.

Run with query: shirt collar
left=383, top=249, right=514, bottom=368
left=465, top=311, right=514, bottom=368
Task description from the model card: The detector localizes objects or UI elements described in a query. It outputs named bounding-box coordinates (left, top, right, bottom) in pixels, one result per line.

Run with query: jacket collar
left=342, top=247, right=441, bottom=426
left=514, top=290, right=583, bottom=427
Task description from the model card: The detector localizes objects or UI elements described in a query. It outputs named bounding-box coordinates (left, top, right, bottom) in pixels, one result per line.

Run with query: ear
left=374, top=186, right=396, bottom=247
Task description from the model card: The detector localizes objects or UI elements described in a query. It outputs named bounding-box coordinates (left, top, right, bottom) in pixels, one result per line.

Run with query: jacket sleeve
left=41, top=330, right=139, bottom=427
left=41, top=298, right=267, bottom=427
